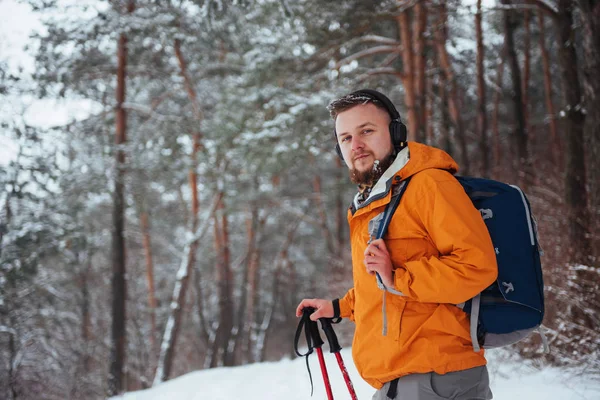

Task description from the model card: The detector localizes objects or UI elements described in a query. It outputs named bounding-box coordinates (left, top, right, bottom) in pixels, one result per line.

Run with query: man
left=296, top=89, right=498, bottom=400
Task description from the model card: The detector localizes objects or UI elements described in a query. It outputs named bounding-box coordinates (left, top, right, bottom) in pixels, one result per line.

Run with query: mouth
left=354, top=154, right=370, bottom=162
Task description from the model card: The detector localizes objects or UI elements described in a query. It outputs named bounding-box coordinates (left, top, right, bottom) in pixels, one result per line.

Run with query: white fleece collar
left=353, top=146, right=410, bottom=210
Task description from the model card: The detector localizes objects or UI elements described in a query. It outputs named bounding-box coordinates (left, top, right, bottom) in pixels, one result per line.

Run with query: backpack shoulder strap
left=369, top=176, right=412, bottom=242
left=368, top=177, right=412, bottom=299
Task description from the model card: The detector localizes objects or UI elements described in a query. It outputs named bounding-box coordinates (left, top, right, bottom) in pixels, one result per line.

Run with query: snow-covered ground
left=113, top=348, right=600, bottom=400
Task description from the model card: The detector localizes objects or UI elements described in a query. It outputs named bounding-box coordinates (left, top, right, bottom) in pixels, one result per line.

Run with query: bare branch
left=121, top=102, right=183, bottom=122
left=380, top=52, right=401, bottom=68
left=335, top=45, right=400, bottom=69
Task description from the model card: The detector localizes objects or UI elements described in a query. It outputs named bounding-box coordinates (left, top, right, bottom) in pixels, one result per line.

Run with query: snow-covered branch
left=492, top=1, right=558, bottom=18
left=357, top=67, right=405, bottom=83
left=342, top=35, right=400, bottom=49
left=0, top=326, right=16, bottom=335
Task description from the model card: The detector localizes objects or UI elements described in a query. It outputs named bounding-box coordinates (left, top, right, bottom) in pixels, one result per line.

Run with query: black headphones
left=333, top=89, right=408, bottom=161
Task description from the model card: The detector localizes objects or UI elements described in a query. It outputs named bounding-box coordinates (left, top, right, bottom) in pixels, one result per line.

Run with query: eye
left=340, top=135, right=351, bottom=143
left=362, top=129, right=373, bottom=135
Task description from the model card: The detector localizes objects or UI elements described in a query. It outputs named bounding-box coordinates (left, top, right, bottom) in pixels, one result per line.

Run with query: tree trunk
left=492, top=46, right=506, bottom=168
left=243, top=239, right=262, bottom=363
left=219, top=201, right=235, bottom=367
left=555, top=0, right=591, bottom=262
left=255, top=302, right=274, bottom=363
left=397, top=7, right=418, bottom=141
left=335, top=157, right=345, bottom=255
left=108, top=1, right=134, bottom=394
left=153, top=193, right=221, bottom=385
left=231, top=206, right=257, bottom=365
left=313, top=173, right=336, bottom=256
left=576, top=0, right=600, bottom=262
left=174, top=39, right=204, bottom=126
left=255, top=222, right=299, bottom=362
left=522, top=10, right=532, bottom=134
left=210, top=195, right=234, bottom=368
left=140, top=212, right=157, bottom=353
left=155, top=131, right=202, bottom=383
left=193, top=255, right=211, bottom=348
left=438, top=72, right=452, bottom=155
left=476, top=0, right=490, bottom=177
left=434, top=4, right=470, bottom=174
left=82, top=258, right=92, bottom=373
left=173, top=34, right=215, bottom=360
left=0, top=195, right=9, bottom=259
left=413, top=1, right=428, bottom=143
left=8, top=328, right=17, bottom=400
left=502, top=0, right=530, bottom=188
left=425, top=65, right=434, bottom=145
left=537, top=10, right=560, bottom=164
left=241, top=208, right=267, bottom=364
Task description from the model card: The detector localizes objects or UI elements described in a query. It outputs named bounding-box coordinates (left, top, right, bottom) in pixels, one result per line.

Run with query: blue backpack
left=374, top=175, right=547, bottom=352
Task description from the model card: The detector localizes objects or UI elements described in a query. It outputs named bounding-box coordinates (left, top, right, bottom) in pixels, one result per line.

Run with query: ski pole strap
left=319, top=318, right=342, bottom=353
left=294, top=307, right=324, bottom=396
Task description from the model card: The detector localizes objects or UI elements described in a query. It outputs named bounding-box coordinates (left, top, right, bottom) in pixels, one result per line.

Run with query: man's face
left=335, top=103, right=393, bottom=173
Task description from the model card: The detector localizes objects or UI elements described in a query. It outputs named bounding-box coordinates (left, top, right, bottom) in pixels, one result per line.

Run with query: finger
left=364, top=244, right=384, bottom=257
left=365, top=260, right=381, bottom=271
left=364, top=256, right=380, bottom=270
left=296, top=299, right=311, bottom=317
left=365, top=250, right=386, bottom=262
left=309, top=309, right=322, bottom=321
left=370, top=239, right=389, bottom=254
left=295, top=302, right=304, bottom=317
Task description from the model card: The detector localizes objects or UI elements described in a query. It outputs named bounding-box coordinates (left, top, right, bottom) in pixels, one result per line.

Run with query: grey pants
left=372, top=366, right=493, bottom=400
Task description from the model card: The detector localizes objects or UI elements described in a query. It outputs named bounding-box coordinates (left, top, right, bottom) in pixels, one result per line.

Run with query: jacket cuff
left=338, top=296, right=354, bottom=320
left=332, top=299, right=341, bottom=319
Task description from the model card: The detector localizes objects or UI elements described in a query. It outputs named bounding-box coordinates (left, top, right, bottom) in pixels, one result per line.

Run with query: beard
left=349, top=150, right=396, bottom=186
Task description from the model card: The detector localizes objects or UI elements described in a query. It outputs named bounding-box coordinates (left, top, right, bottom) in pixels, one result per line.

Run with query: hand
left=364, top=238, right=394, bottom=287
left=295, top=298, right=334, bottom=321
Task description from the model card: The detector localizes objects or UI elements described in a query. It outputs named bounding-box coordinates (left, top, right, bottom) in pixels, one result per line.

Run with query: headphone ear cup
left=333, top=129, right=345, bottom=160
left=389, top=120, right=408, bottom=147
left=335, top=143, right=344, bottom=160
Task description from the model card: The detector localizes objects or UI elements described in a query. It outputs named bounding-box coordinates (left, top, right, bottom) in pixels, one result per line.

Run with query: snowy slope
left=113, top=348, right=600, bottom=400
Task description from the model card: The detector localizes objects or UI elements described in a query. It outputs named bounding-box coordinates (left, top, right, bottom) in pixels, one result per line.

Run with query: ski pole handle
left=319, top=318, right=342, bottom=353
left=302, top=307, right=324, bottom=348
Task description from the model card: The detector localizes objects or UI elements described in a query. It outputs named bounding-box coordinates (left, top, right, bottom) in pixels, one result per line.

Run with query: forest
left=0, top=0, right=598, bottom=399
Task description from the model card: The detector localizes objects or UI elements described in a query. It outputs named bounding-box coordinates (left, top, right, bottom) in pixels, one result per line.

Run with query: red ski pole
left=333, top=352, right=358, bottom=400
left=315, top=346, right=334, bottom=400
left=295, top=307, right=335, bottom=400
left=320, top=318, right=358, bottom=400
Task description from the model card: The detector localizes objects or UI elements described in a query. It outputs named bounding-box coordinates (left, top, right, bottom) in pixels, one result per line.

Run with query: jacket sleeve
left=393, top=171, right=498, bottom=304
left=337, top=288, right=355, bottom=321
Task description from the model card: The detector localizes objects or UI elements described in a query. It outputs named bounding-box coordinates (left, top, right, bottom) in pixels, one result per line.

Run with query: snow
left=112, top=348, right=600, bottom=400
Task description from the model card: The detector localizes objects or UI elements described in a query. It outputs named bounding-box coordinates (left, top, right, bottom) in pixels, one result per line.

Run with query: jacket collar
left=352, top=146, right=410, bottom=211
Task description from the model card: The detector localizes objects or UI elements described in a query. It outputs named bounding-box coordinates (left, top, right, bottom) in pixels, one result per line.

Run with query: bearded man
left=296, top=89, right=497, bottom=400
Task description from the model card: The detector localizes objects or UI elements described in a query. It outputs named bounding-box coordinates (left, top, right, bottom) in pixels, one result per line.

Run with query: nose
left=351, top=136, right=364, bottom=152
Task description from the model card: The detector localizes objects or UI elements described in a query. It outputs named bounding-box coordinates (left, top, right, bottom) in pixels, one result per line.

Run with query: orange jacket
left=338, top=142, right=498, bottom=389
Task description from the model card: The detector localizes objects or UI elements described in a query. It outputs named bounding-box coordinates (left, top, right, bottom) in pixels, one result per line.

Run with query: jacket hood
left=399, top=142, right=458, bottom=179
